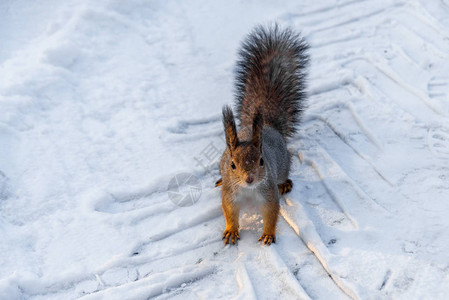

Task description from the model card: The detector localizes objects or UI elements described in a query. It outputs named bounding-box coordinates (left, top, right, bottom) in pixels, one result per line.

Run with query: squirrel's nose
left=246, top=176, right=254, bottom=184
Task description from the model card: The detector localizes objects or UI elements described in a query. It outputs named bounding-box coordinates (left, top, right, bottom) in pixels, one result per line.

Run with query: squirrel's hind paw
left=223, top=229, right=239, bottom=245
left=258, top=233, right=276, bottom=245
left=278, top=179, right=293, bottom=195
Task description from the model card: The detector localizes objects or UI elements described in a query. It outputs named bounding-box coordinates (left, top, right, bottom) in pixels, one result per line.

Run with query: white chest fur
left=235, top=185, right=267, bottom=207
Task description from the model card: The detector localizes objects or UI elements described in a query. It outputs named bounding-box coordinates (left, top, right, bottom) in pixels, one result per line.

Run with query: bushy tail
left=234, top=24, right=309, bottom=138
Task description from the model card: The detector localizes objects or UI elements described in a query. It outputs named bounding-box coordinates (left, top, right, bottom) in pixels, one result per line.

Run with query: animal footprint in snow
left=427, top=127, right=449, bottom=159
left=427, top=76, right=449, bottom=99
left=427, top=76, right=449, bottom=116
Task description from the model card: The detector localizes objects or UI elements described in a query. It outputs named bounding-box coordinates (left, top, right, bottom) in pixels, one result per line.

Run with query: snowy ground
left=1, top=0, right=449, bottom=299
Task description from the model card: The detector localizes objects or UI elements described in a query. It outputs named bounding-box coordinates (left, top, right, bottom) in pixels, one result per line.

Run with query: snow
left=1, top=0, right=449, bottom=299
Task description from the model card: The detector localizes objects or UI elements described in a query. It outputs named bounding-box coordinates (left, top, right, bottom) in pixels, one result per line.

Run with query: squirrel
left=216, top=24, right=309, bottom=245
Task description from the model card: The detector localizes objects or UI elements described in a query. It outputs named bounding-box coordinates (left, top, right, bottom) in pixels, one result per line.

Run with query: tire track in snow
left=283, top=0, right=449, bottom=297
left=285, top=0, right=371, bottom=19
left=24, top=222, right=224, bottom=299
left=273, top=219, right=351, bottom=299
left=299, top=142, right=389, bottom=223
left=16, top=0, right=449, bottom=298
left=235, top=263, right=258, bottom=300
left=266, top=247, right=312, bottom=300
left=280, top=198, right=360, bottom=299
left=304, top=113, right=392, bottom=188
left=307, top=4, right=403, bottom=38
left=236, top=245, right=314, bottom=300
left=79, top=264, right=217, bottom=300
left=344, top=57, right=446, bottom=117
left=25, top=173, right=223, bottom=298
left=120, top=1, right=449, bottom=298
left=130, top=205, right=222, bottom=254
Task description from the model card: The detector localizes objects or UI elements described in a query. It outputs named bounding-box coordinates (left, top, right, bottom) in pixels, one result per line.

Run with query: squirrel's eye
left=231, top=161, right=236, bottom=169
left=259, top=157, right=264, bottom=167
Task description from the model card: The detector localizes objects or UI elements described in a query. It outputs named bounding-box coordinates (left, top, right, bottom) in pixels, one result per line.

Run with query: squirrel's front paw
left=258, top=233, right=276, bottom=245
left=223, top=229, right=240, bottom=245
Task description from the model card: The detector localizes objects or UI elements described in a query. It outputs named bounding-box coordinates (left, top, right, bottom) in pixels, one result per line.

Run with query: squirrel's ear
left=252, top=109, right=263, bottom=151
left=222, top=105, right=238, bottom=153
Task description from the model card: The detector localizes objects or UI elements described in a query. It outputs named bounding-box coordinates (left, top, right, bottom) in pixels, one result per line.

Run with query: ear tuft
left=222, top=105, right=238, bottom=153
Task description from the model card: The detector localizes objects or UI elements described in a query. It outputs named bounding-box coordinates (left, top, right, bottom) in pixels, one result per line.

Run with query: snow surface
left=1, top=0, right=449, bottom=299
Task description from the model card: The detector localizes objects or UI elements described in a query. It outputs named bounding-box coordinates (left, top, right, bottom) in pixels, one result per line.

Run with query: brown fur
left=221, top=108, right=277, bottom=245
left=222, top=189, right=240, bottom=245
left=259, top=195, right=279, bottom=245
